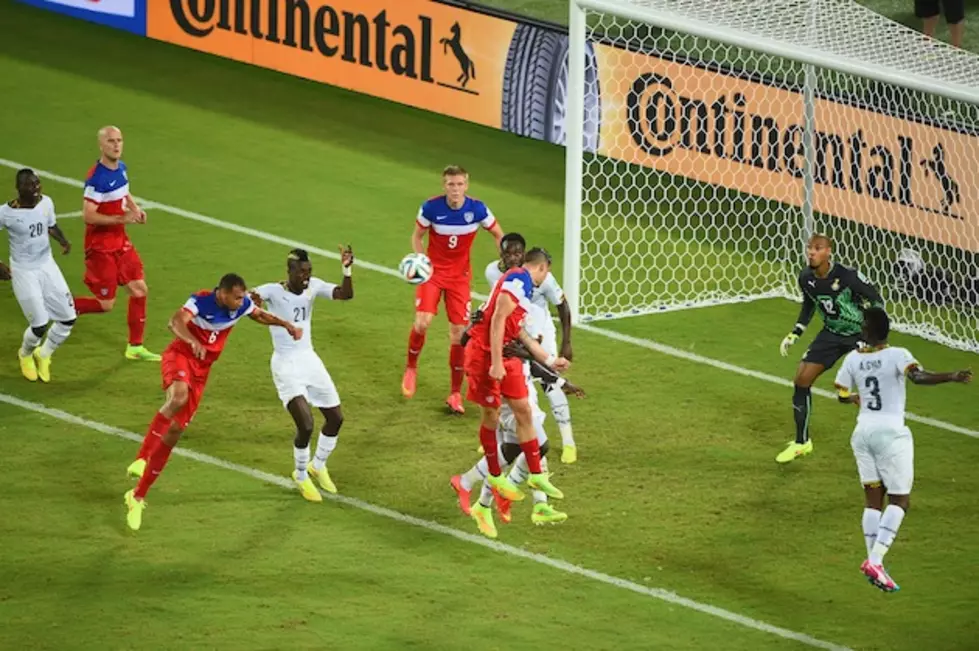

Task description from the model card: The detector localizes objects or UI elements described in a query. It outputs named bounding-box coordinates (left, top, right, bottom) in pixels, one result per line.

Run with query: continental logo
left=627, top=73, right=962, bottom=219
left=167, top=0, right=480, bottom=95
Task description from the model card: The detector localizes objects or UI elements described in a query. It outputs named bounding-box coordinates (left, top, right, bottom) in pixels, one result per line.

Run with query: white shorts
left=271, top=351, right=340, bottom=409
left=498, top=372, right=547, bottom=446
left=850, top=423, right=914, bottom=495
left=11, top=258, right=76, bottom=328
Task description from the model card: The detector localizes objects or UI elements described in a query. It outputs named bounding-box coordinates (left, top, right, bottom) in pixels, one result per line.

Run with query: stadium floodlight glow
left=563, top=0, right=979, bottom=353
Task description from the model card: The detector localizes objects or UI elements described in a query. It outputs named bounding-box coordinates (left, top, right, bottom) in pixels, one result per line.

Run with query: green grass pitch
left=0, top=2, right=977, bottom=650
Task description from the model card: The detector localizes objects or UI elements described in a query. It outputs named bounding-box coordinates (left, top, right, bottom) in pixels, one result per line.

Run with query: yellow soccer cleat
left=487, top=473, right=524, bottom=502
left=32, top=349, right=51, bottom=383
left=471, top=503, right=497, bottom=539
left=127, top=458, right=147, bottom=479
left=124, top=489, right=146, bottom=531
left=18, top=351, right=37, bottom=382
left=125, top=345, right=162, bottom=362
left=307, top=463, right=337, bottom=494
left=293, top=471, right=323, bottom=502
left=561, top=445, right=577, bottom=464
left=776, top=440, right=814, bottom=464
left=531, top=502, right=568, bottom=525
left=528, top=472, right=564, bottom=499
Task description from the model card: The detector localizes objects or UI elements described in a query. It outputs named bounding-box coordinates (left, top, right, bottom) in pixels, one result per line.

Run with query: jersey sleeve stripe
left=481, top=213, right=497, bottom=229
left=431, top=223, right=480, bottom=236
left=83, top=184, right=130, bottom=204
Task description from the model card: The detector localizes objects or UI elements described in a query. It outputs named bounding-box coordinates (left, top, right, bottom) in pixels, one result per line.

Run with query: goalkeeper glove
left=780, top=325, right=806, bottom=357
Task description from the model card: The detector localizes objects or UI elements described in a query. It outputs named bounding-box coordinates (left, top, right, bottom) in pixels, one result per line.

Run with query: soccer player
left=401, top=165, right=504, bottom=414
left=777, top=234, right=883, bottom=463
left=0, top=169, right=76, bottom=382
left=250, top=247, right=354, bottom=503
left=485, top=237, right=578, bottom=463
left=451, top=343, right=583, bottom=537
left=834, top=307, right=971, bottom=592
left=123, top=273, right=302, bottom=531
left=464, top=248, right=570, bottom=537
left=72, top=126, right=160, bottom=362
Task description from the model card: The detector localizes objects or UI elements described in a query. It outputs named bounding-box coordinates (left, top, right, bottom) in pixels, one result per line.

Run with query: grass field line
left=55, top=210, right=83, bottom=219
left=0, top=391, right=851, bottom=651
left=3, top=157, right=975, bottom=440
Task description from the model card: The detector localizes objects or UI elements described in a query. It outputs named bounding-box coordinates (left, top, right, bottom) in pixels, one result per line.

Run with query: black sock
left=793, top=385, right=811, bottom=444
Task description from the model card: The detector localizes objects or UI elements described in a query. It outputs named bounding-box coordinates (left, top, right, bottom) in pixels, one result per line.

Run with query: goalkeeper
left=777, top=234, right=883, bottom=464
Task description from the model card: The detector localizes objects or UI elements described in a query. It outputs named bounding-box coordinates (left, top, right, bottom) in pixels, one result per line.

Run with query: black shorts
left=802, top=330, right=861, bottom=370
left=915, top=0, right=964, bottom=24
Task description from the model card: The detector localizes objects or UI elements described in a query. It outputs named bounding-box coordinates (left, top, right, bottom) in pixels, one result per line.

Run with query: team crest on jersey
left=464, top=211, right=474, bottom=223
left=831, top=278, right=840, bottom=291
left=100, top=288, right=109, bottom=296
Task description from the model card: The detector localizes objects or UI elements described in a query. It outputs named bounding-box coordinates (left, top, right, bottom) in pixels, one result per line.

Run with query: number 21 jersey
left=253, top=278, right=337, bottom=356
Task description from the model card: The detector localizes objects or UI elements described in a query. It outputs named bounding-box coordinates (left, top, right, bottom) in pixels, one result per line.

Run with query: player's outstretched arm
left=908, top=366, right=973, bottom=386
left=516, top=328, right=571, bottom=372
left=48, top=224, right=71, bottom=255
left=168, top=308, right=205, bottom=360
left=249, top=308, right=303, bottom=340
left=331, top=245, right=355, bottom=300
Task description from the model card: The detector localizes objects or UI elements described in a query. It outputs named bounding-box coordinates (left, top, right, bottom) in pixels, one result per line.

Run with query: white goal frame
left=563, top=0, right=979, bottom=352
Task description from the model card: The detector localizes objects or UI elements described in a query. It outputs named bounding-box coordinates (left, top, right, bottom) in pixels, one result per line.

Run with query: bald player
left=72, top=126, right=160, bottom=361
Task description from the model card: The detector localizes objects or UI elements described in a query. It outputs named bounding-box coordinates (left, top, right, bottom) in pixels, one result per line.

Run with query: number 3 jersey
left=252, top=278, right=337, bottom=356
left=835, top=346, right=919, bottom=428
left=797, top=263, right=883, bottom=337
left=0, top=195, right=57, bottom=270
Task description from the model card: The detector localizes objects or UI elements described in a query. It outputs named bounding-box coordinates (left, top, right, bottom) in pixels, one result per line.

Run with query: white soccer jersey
left=835, top=346, right=919, bottom=428
left=253, top=277, right=337, bottom=356
left=0, top=196, right=56, bottom=270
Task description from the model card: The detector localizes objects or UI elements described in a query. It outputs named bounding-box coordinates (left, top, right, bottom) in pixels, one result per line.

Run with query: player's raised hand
left=287, top=325, right=304, bottom=341
left=954, top=369, right=973, bottom=383
left=339, top=244, right=354, bottom=267
left=553, top=357, right=571, bottom=372
left=779, top=333, right=799, bottom=357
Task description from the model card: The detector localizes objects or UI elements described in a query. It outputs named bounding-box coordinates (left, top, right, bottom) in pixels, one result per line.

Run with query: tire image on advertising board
left=501, top=24, right=602, bottom=153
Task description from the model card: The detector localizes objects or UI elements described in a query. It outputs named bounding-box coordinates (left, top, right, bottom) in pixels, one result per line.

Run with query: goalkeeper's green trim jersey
left=796, top=263, right=884, bottom=336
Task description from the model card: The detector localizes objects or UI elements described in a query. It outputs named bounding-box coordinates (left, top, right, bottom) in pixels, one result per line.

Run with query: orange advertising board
left=595, top=45, right=979, bottom=252
left=149, top=0, right=516, bottom=130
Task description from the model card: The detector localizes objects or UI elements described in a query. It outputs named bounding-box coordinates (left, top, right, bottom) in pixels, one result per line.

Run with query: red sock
left=128, top=295, right=147, bottom=346
left=73, top=296, right=104, bottom=315
left=480, top=425, right=501, bottom=476
left=406, top=328, right=426, bottom=369
left=449, top=344, right=465, bottom=393
left=136, top=412, right=172, bottom=460
left=133, top=438, right=174, bottom=500
left=520, top=438, right=543, bottom=474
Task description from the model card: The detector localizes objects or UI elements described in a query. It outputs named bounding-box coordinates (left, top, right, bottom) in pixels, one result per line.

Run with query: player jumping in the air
left=250, top=247, right=354, bottom=502
left=72, top=126, right=160, bottom=361
left=777, top=234, right=883, bottom=463
left=402, top=165, right=504, bottom=414
left=834, top=307, right=971, bottom=592
left=464, top=248, right=570, bottom=537
left=0, top=169, right=76, bottom=382
left=124, top=273, right=302, bottom=531
left=485, top=236, right=577, bottom=463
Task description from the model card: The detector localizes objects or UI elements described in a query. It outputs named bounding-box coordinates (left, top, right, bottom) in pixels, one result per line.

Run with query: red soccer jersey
left=83, top=161, right=132, bottom=252
left=467, top=267, right=535, bottom=354
left=173, top=290, right=256, bottom=365
left=416, top=195, right=496, bottom=280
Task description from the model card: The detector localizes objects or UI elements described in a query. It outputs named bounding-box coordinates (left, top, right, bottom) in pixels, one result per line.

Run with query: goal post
left=563, top=0, right=979, bottom=353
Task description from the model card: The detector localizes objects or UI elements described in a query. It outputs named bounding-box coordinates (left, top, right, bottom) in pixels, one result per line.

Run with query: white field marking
left=3, top=157, right=975, bottom=439
left=0, top=392, right=851, bottom=651
left=55, top=210, right=83, bottom=219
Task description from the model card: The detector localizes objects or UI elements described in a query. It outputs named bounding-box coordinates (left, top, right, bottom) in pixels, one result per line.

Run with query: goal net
left=564, top=0, right=979, bottom=353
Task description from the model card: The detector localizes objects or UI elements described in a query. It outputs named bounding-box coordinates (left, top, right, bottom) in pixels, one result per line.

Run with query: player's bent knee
left=98, top=298, right=116, bottom=312
left=127, top=280, right=148, bottom=297
left=30, top=325, right=48, bottom=338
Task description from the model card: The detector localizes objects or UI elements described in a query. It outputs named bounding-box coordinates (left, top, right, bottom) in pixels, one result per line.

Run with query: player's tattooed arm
left=557, top=299, right=573, bottom=361
left=48, top=224, right=70, bottom=255
left=907, top=365, right=973, bottom=385
left=332, top=244, right=354, bottom=300
left=0, top=261, right=10, bottom=281
left=249, top=307, right=303, bottom=340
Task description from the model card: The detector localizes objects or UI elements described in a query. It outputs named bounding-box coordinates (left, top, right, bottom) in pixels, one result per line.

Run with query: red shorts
left=415, top=274, right=471, bottom=325
left=161, top=345, right=212, bottom=430
left=83, top=246, right=145, bottom=299
left=464, top=346, right=528, bottom=408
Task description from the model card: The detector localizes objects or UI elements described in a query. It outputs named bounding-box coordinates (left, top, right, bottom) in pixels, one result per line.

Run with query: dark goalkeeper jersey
left=797, top=263, right=883, bottom=337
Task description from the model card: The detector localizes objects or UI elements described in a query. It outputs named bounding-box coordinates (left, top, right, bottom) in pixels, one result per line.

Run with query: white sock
left=294, top=446, right=310, bottom=481
left=870, top=504, right=906, bottom=565
left=545, top=385, right=574, bottom=446
left=507, top=454, right=530, bottom=486
left=39, top=322, right=72, bottom=358
left=862, top=508, right=881, bottom=557
left=312, top=433, right=338, bottom=471
left=461, top=458, right=489, bottom=491
left=478, top=481, right=494, bottom=508
left=20, top=327, right=42, bottom=357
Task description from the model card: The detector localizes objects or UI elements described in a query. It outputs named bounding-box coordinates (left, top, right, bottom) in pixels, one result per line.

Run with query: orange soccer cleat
left=450, top=474, right=472, bottom=516
left=401, top=367, right=417, bottom=398
left=445, top=392, right=465, bottom=415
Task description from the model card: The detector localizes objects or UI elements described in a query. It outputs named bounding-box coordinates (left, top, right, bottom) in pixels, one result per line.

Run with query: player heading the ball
left=402, top=165, right=504, bottom=414
left=123, top=273, right=302, bottom=532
